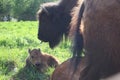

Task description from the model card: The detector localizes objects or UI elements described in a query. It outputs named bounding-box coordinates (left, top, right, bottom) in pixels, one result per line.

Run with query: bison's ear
left=28, top=49, right=31, bottom=54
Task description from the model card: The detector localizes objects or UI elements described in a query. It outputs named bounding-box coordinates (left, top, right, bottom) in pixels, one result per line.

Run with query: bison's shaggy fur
left=70, top=0, right=120, bottom=80
left=37, top=0, right=79, bottom=48
left=37, top=0, right=120, bottom=79
left=26, top=48, right=59, bottom=72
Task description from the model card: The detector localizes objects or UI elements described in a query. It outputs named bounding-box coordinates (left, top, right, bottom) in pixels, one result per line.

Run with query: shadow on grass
left=0, top=60, right=16, bottom=75
left=11, top=64, right=50, bottom=80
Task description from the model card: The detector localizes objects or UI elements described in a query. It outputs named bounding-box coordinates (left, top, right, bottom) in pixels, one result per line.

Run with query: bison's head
left=37, top=2, right=71, bottom=48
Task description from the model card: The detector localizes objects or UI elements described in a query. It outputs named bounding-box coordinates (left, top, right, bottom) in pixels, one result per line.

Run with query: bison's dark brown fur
left=70, top=0, right=120, bottom=80
left=37, top=0, right=79, bottom=48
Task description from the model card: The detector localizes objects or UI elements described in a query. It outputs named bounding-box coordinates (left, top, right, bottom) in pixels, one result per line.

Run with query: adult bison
left=70, top=0, right=120, bottom=80
left=38, top=0, right=120, bottom=79
left=51, top=57, right=120, bottom=80
left=37, top=0, right=83, bottom=50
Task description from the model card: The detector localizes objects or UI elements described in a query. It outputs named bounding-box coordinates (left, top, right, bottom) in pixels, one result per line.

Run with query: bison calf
left=26, top=48, right=59, bottom=72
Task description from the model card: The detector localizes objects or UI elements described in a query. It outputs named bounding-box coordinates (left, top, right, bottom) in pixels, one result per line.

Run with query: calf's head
left=28, top=48, right=47, bottom=69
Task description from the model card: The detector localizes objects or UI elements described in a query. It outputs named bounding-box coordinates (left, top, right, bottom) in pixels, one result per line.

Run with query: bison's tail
left=72, top=1, right=85, bottom=57
left=69, top=1, right=85, bottom=73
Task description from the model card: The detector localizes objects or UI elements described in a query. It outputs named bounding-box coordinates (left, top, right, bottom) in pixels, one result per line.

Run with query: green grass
left=0, top=21, right=72, bottom=80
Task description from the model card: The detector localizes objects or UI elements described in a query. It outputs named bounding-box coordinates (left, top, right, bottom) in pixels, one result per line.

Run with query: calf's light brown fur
left=26, top=48, right=59, bottom=72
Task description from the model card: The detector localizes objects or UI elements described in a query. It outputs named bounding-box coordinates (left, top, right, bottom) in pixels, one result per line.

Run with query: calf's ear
left=38, top=48, right=41, bottom=52
left=28, top=49, right=31, bottom=54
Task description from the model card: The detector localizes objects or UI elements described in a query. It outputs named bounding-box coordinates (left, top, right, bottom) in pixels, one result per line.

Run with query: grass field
left=0, top=21, right=72, bottom=80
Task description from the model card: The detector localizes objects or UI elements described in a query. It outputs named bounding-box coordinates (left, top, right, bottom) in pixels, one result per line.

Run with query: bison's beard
left=38, top=31, right=64, bottom=49
left=49, top=37, right=61, bottom=49
left=38, top=37, right=59, bottom=49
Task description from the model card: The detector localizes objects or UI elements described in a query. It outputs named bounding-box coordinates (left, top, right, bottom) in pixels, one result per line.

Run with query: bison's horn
left=40, top=6, right=49, bottom=15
